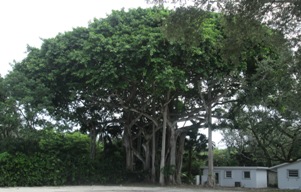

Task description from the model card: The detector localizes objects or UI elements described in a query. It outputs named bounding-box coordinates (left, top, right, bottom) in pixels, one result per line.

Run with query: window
left=243, top=171, right=251, bottom=179
left=288, top=170, right=299, bottom=178
left=225, top=171, right=232, bottom=178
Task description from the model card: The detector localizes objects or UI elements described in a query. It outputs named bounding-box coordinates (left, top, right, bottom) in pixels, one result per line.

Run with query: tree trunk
left=188, top=148, right=192, bottom=178
left=124, top=128, right=134, bottom=171
left=169, top=124, right=176, bottom=184
left=123, top=112, right=134, bottom=171
left=207, top=105, right=215, bottom=187
left=176, top=131, right=186, bottom=184
left=90, top=123, right=96, bottom=160
left=151, top=124, right=156, bottom=183
left=144, top=140, right=151, bottom=171
left=199, top=80, right=215, bottom=187
left=159, top=104, right=168, bottom=185
left=159, top=91, right=170, bottom=185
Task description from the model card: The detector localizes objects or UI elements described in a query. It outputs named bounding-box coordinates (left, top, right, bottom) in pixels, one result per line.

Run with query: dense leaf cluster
left=0, top=130, right=130, bottom=186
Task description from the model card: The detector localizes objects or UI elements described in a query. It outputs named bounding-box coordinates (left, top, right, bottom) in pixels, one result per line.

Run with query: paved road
left=0, top=186, right=245, bottom=192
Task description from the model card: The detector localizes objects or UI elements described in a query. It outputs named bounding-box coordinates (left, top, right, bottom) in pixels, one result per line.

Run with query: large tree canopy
left=4, top=6, right=293, bottom=186
left=14, top=7, right=197, bottom=184
left=148, top=0, right=301, bottom=55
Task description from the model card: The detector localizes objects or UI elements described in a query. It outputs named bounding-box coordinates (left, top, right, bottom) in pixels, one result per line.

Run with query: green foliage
left=0, top=77, right=21, bottom=138
left=3, top=64, right=54, bottom=130
left=160, top=165, right=176, bottom=176
left=2, top=5, right=295, bottom=186
left=0, top=137, right=40, bottom=155
left=213, top=149, right=239, bottom=166
left=221, top=42, right=299, bottom=166
left=162, top=6, right=208, bottom=46
left=0, top=130, right=129, bottom=186
left=0, top=152, right=65, bottom=186
left=150, top=0, right=301, bottom=48
left=0, top=152, right=10, bottom=161
left=181, top=132, right=207, bottom=184
left=39, top=131, right=90, bottom=157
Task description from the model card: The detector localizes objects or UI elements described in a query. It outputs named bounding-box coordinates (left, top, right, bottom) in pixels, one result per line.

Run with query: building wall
left=201, top=168, right=267, bottom=188
left=219, top=169, right=255, bottom=188
left=277, top=161, right=301, bottom=189
left=201, top=169, right=208, bottom=185
left=255, top=170, right=268, bottom=188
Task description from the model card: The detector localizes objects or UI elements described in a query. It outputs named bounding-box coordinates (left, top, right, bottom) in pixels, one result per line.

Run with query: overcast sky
left=0, top=0, right=151, bottom=77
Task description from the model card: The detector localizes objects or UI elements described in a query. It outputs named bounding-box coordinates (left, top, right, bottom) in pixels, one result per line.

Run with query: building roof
left=270, top=159, right=301, bottom=170
left=202, top=166, right=269, bottom=170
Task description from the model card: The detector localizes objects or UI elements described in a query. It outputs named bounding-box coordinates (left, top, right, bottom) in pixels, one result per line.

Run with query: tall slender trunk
left=151, top=102, right=157, bottom=183
left=188, top=148, right=192, bottom=178
left=176, top=132, right=186, bottom=184
left=124, top=126, right=134, bottom=171
left=123, top=112, right=134, bottom=171
left=159, top=91, right=170, bottom=185
left=199, top=80, right=215, bottom=187
left=151, top=124, right=156, bottom=183
left=207, top=105, right=215, bottom=187
left=144, top=140, right=151, bottom=170
left=90, top=123, right=96, bottom=160
left=169, top=125, right=176, bottom=184
left=159, top=104, right=168, bottom=185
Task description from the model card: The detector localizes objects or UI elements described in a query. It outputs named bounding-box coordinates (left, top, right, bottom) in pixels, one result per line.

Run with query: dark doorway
left=215, top=172, right=219, bottom=184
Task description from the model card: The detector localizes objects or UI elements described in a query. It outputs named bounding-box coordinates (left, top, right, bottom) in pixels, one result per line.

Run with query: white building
left=201, top=166, right=268, bottom=188
left=270, top=159, right=301, bottom=190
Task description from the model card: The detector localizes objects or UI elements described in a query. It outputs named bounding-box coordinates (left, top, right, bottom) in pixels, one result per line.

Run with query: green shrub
left=0, top=130, right=142, bottom=186
left=0, top=152, right=65, bottom=186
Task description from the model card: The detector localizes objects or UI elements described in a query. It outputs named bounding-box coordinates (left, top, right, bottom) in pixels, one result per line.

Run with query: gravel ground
left=0, top=186, right=246, bottom=192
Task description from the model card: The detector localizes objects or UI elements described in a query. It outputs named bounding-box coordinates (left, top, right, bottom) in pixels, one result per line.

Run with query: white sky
left=0, top=0, right=151, bottom=77
left=0, top=0, right=225, bottom=148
